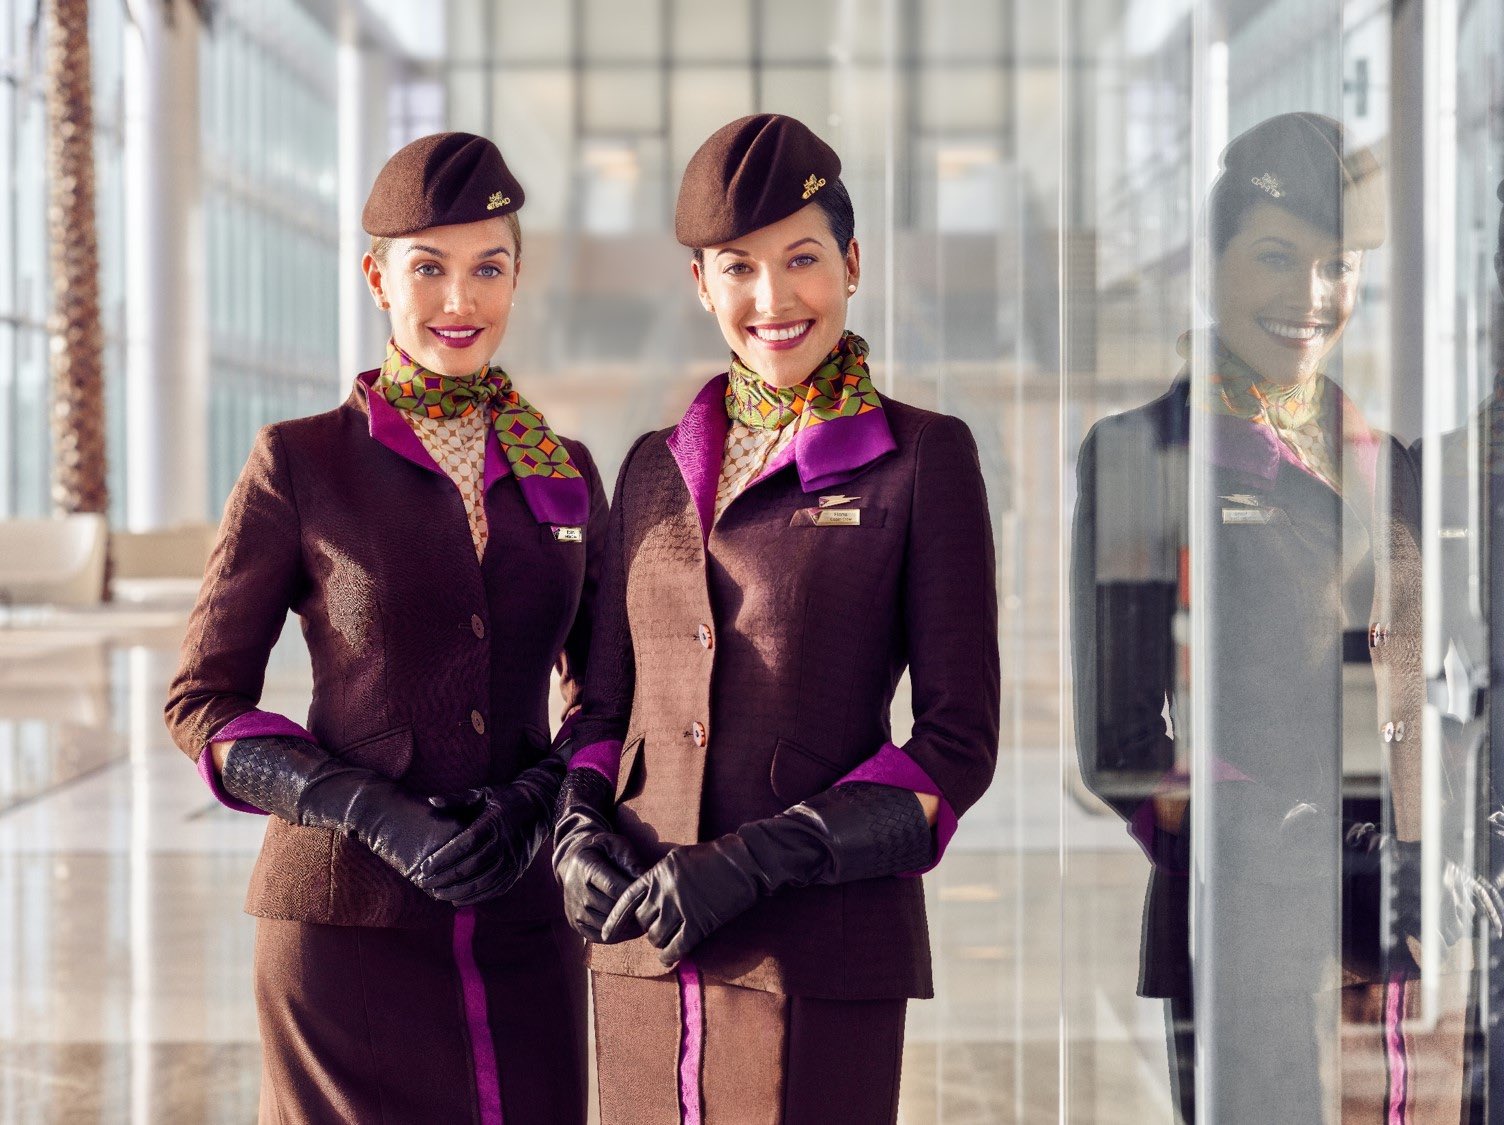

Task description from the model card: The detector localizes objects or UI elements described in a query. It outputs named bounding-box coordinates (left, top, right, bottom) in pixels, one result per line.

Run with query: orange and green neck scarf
left=374, top=339, right=580, bottom=483
left=1182, top=331, right=1340, bottom=490
left=726, top=331, right=882, bottom=431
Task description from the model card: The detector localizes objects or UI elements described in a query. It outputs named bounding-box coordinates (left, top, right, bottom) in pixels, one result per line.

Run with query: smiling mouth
left=747, top=321, right=813, bottom=349
left=429, top=326, right=484, bottom=347
left=1258, top=317, right=1332, bottom=346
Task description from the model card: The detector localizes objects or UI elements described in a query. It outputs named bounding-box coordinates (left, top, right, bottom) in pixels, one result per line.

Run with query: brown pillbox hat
left=675, top=114, right=841, bottom=247
left=362, top=132, right=524, bottom=237
left=1208, top=112, right=1385, bottom=251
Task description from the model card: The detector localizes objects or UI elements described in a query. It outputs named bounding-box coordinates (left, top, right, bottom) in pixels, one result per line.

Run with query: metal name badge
left=813, top=509, right=861, bottom=526
left=1221, top=507, right=1273, bottom=525
left=552, top=525, right=584, bottom=542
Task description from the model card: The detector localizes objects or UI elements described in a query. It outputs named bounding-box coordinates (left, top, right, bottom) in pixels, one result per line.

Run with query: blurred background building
left=0, top=0, right=1501, bottom=1121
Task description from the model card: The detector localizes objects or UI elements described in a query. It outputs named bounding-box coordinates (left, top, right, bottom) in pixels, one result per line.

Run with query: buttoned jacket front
left=165, top=373, right=609, bottom=928
left=573, top=378, right=1000, bottom=1000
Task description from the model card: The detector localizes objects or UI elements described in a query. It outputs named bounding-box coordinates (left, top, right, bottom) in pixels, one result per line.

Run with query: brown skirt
left=253, top=911, right=587, bottom=1125
left=592, top=966, right=907, bottom=1125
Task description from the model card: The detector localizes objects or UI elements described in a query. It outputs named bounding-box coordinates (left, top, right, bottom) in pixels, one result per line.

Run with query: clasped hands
left=218, top=735, right=563, bottom=907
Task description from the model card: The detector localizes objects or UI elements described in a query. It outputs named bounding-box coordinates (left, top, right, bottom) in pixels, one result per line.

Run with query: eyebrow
left=1250, top=236, right=1296, bottom=250
left=407, top=244, right=512, bottom=259
left=714, top=236, right=827, bottom=261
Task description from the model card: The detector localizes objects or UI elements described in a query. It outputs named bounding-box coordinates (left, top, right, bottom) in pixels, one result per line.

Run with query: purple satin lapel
left=1207, top=412, right=1285, bottom=481
left=363, top=369, right=589, bottom=526
left=362, top=370, right=447, bottom=478
left=791, top=406, right=897, bottom=491
left=668, top=375, right=731, bottom=542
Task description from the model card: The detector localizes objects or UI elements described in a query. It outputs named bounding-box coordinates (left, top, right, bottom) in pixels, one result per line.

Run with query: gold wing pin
left=486, top=191, right=511, bottom=211
left=818, top=494, right=861, bottom=508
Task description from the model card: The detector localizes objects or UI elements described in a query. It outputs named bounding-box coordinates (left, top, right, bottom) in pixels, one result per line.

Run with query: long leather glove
left=222, top=735, right=530, bottom=904
left=599, top=782, right=933, bottom=964
left=423, top=756, right=568, bottom=907
left=552, top=767, right=647, bottom=942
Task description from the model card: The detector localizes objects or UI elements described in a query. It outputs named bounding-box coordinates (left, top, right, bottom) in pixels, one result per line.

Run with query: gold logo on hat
left=1251, top=172, right=1284, bottom=199
left=486, top=191, right=511, bottom=211
left=802, top=174, right=826, bottom=200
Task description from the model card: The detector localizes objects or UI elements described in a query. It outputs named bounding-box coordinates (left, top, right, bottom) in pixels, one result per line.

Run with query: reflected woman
left=552, top=114, right=1000, bottom=1124
left=165, top=134, right=604, bottom=1123
left=1071, top=112, right=1475, bottom=1122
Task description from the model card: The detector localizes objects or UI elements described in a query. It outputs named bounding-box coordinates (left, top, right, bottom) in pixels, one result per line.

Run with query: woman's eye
left=790, top=254, right=817, bottom=267
left=476, top=264, right=504, bottom=279
left=1257, top=252, right=1291, bottom=269
left=415, top=263, right=441, bottom=277
left=1322, top=259, right=1355, bottom=279
left=723, top=262, right=751, bottom=276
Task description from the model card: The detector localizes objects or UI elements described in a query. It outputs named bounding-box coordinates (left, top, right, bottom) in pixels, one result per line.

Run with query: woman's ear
left=691, top=257, right=714, bottom=313
left=844, top=237, right=862, bottom=292
left=361, top=252, right=389, bottom=310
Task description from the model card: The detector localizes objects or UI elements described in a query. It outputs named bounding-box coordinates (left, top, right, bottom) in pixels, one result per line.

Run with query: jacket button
left=471, top=710, right=486, bottom=735
left=1382, top=721, right=1395, bottom=743
left=691, top=721, right=707, bottom=748
left=697, top=624, right=713, bottom=650
left=471, top=614, right=485, bottom=639
left=1394, top=720, right=1406, bottom=742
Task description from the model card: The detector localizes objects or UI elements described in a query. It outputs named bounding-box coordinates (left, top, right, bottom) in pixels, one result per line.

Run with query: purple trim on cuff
left=677, top=960, right=705, bottom=1125
left=568, top=739, right=624, bottom=786
left=667, top=375, right=731, bottom=543
left=453, top=907, right=506, bottom=1125
left=554, top=710, right=581, bottom=748
left=836, top=742, right=957, bottom=875
left=198, top=710, right=317, bottom=816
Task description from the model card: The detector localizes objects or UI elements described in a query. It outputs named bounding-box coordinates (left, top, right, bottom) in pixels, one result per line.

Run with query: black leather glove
left=600, top=782, right=934, bottom=965
left=552, top=767, right=646, bottom=942
left=222, top=735, right=519, bottom=903
left=1385, top=837, right=1504, bottom=946
left=422, top=756, right=568, bottom=907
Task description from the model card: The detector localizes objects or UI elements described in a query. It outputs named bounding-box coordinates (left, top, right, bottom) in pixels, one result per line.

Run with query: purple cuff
left=568, top=739, right=624, bottom=786
left=1125, top=762, right=1252, bottom=872
left=197, top=710, right=316, bottom=816
left=836, top=742, right=957, bottom=875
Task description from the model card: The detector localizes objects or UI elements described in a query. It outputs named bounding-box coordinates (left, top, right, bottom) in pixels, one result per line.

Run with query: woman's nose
left=1292, top=265, right=1331, bottom=312
left=445, top=276, right=477, bottom=315
left=753, top=269, right=790, bottom=314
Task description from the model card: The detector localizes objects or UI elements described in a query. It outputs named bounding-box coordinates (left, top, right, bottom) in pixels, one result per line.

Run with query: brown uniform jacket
left=573, top=377, right=1001, bottom=1000
left=164, top=373, right=609, bottom=928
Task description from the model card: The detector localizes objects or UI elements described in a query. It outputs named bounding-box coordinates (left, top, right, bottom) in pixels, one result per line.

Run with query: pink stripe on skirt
left=678, top=961, right=705, bottom=1125
left=454, top=907, right=506, bottom=1125
left=1385, top=969, right=1408, bottom=1125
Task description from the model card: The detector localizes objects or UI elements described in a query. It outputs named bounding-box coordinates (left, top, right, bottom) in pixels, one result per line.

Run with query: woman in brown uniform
left=553, top=114, right=1000, bottom=1124
left=165, top=133, right=604, bottom=1124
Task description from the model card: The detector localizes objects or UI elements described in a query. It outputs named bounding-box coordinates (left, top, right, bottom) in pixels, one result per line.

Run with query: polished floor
left=0, top=585, right=1166, bottom=1124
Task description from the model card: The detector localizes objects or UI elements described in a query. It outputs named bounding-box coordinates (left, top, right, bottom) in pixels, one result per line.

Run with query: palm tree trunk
left=43, top=0, right=109, bottom=597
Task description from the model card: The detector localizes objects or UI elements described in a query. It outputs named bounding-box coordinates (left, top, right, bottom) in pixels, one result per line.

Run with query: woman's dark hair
left=1205, top=112, right=1383, bottom=257
left=693, top=177, right=855, bottom=264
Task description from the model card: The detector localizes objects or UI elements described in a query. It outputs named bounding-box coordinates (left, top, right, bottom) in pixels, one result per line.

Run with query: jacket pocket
left=615, top=733, right=646, bottom=802
left=769, top=737, right=848, bottom=805
left=332, top=725, right=414, bottom=780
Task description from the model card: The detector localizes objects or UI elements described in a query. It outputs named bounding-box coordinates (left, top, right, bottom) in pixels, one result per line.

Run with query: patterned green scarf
left=726, top=331, right=882, bottom=431
left=374, top=339, right=580, bottom=481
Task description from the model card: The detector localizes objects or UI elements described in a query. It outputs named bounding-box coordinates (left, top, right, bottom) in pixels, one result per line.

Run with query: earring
left=847, top=283, right=857, bottom=294
left=706, top=303, right=716, bottom=314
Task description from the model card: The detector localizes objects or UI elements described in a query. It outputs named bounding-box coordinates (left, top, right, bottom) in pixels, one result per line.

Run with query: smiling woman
left=166, top=131, right=603, bottom=1125
left=553, top=113, right=999, bottom=1125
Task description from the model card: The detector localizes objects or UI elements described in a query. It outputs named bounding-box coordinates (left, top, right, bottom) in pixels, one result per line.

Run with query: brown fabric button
left=692, top=721, right=707, bottom=748
left=471, top=614, right=486, bottom=639
left=471, top=710, right=486, bottom=735
left=697, top=624, right=713, bottom=650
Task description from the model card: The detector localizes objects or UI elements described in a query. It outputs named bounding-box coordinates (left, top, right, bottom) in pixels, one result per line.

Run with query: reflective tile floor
left=0, top=592, right=1164, bottom=1124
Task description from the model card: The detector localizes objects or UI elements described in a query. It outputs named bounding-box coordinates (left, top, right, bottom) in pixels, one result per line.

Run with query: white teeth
left=1261, top=319, right=1325, bottom=341
left=434, top=328, right=480, bottom=339
left=749, top=323, right=810, bottom=343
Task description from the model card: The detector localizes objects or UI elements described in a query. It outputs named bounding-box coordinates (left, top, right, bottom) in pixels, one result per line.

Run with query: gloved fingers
left=599, top=877, right=651, bottom=944
left=598, top=834, right=648, bottom=881
left=429, top=788, right=489, bottom=815
left=417, top=812, right=502, bottom=886
left=1473, top=874, right=1504, bottom=937
left=436, top=860, right=523, bottom=907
